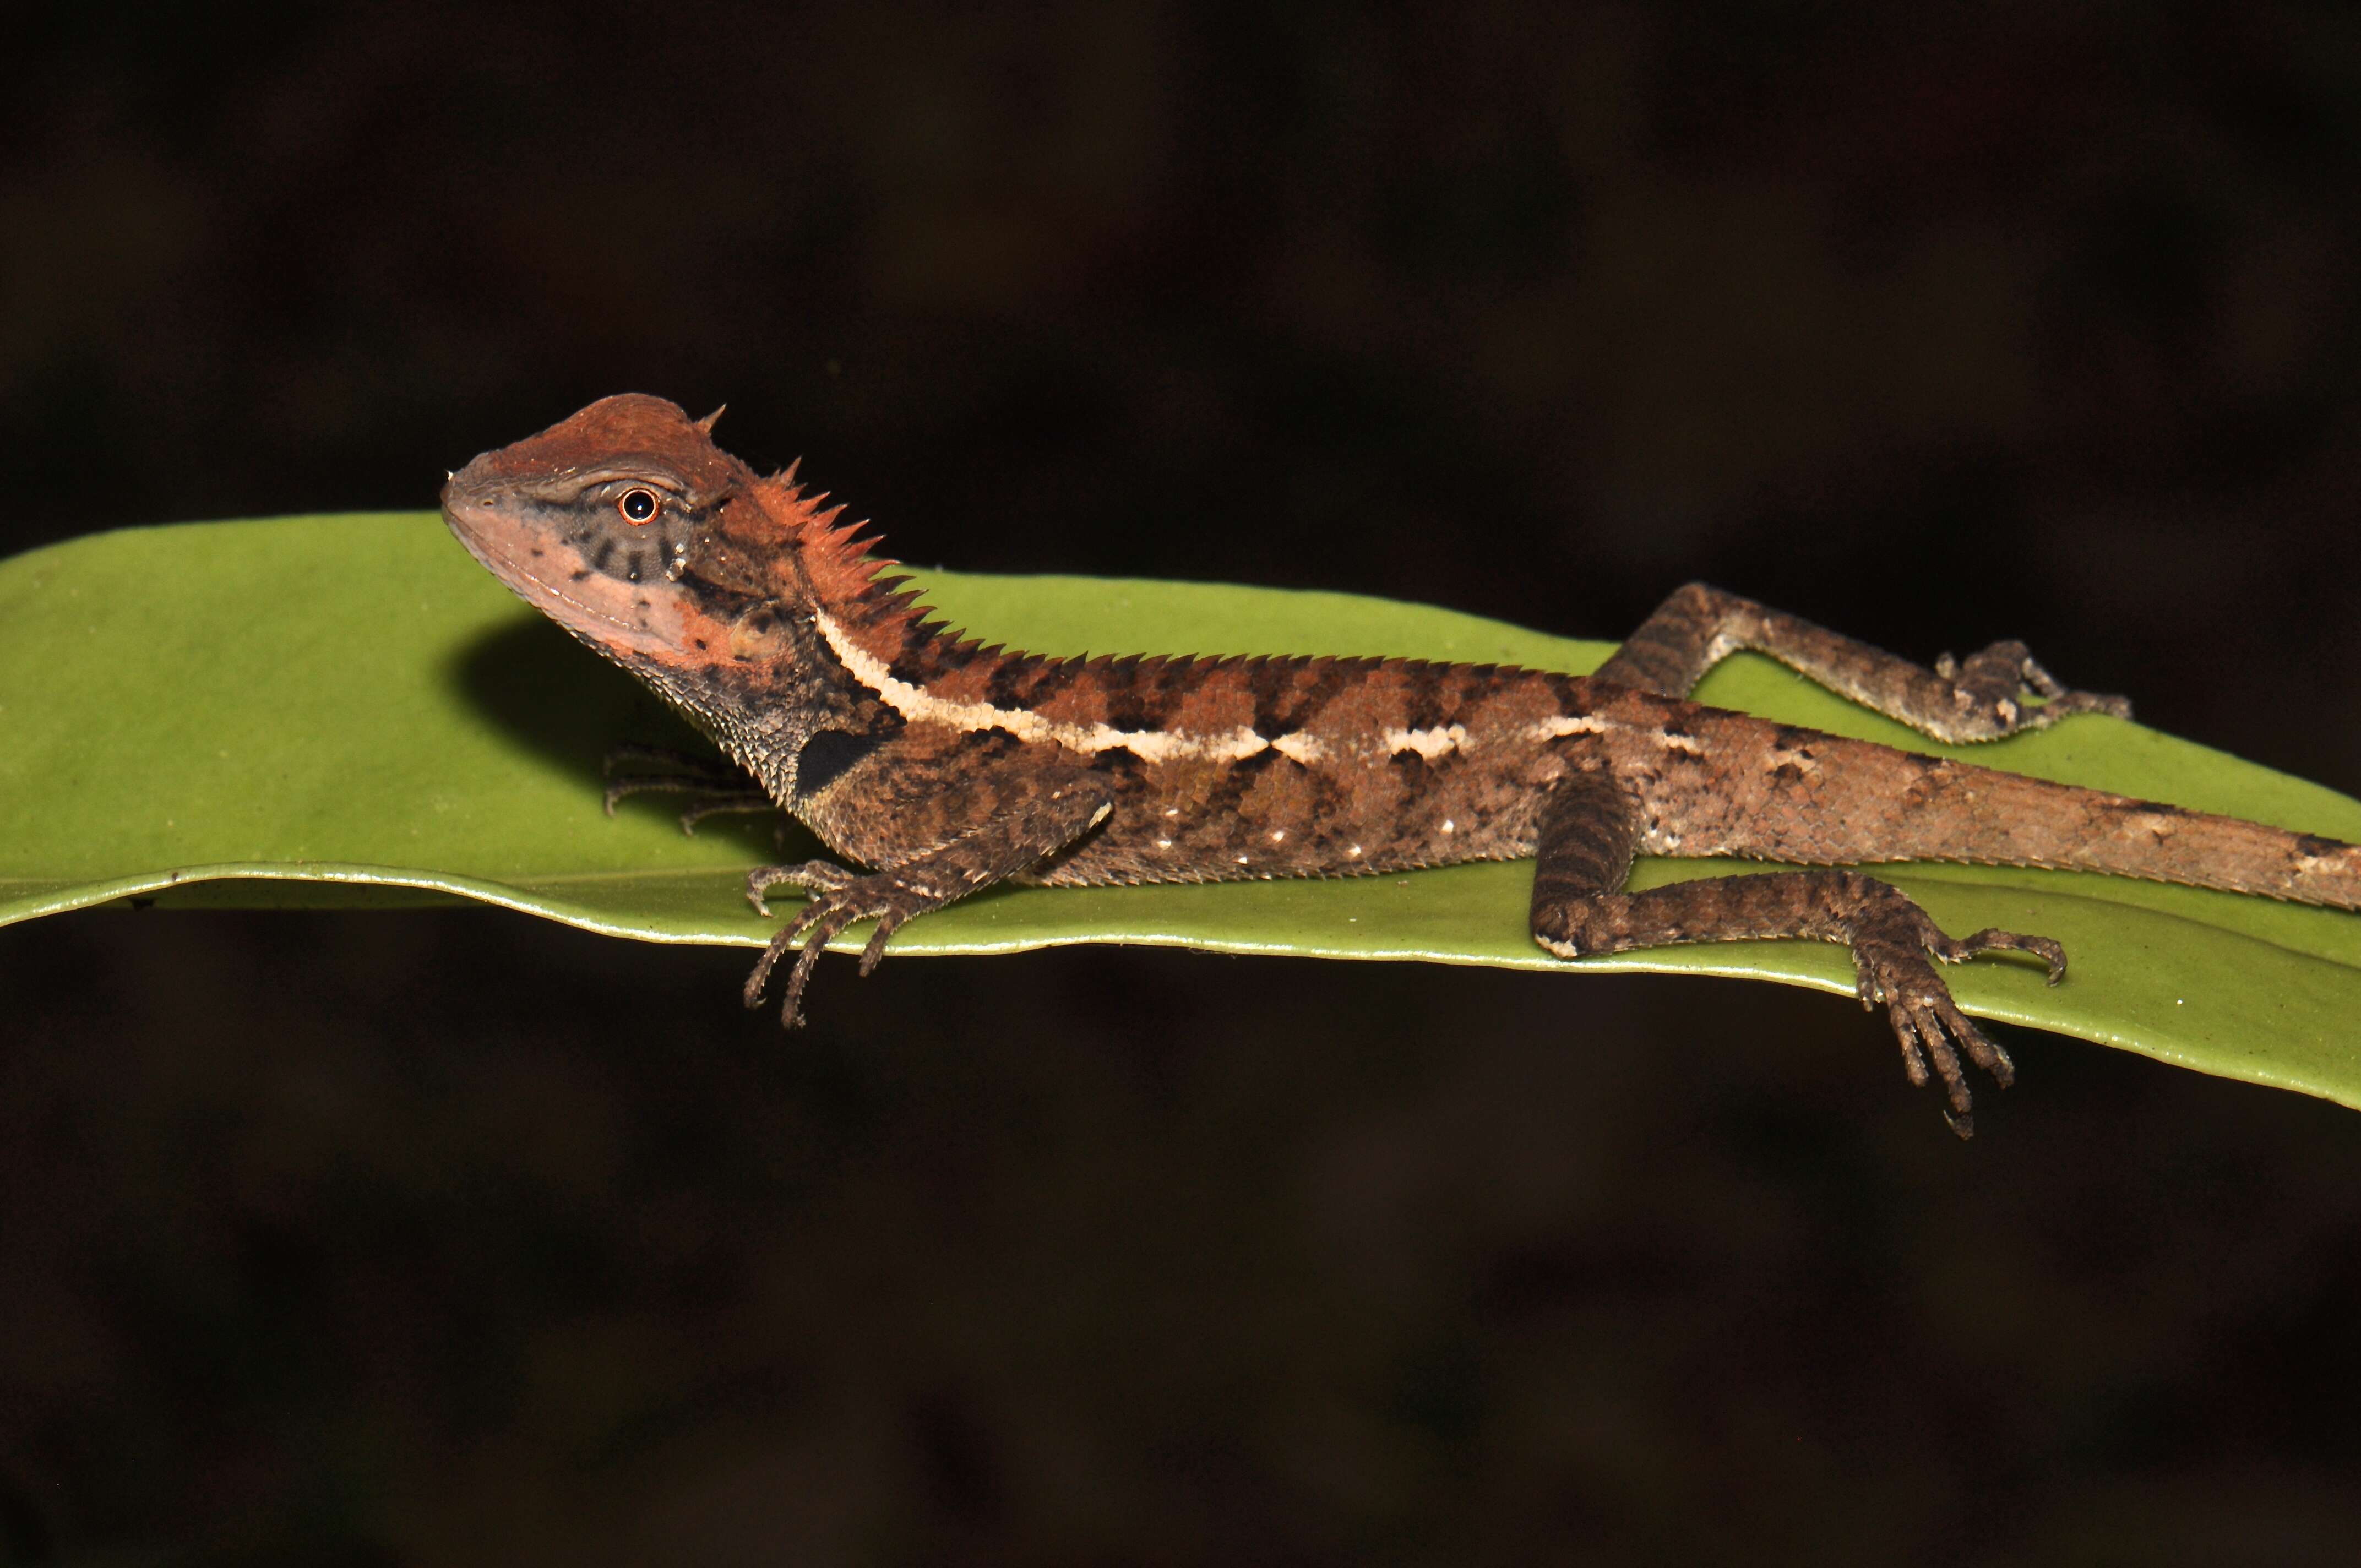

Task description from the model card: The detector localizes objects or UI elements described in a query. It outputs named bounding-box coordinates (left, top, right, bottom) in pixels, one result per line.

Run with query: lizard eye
left=617, top=488, right=660, bottom=524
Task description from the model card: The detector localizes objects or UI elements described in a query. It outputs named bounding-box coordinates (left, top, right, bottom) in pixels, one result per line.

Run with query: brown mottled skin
left=443, top=395, right=2361, bottom=1134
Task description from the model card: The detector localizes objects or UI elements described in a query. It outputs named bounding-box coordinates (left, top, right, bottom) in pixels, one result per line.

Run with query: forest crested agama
left=443, top=395, right=2361, bottom=1133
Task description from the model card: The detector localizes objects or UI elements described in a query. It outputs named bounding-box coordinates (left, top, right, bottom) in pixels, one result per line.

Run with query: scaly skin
left=443, top=394, right=2361, bottom=1134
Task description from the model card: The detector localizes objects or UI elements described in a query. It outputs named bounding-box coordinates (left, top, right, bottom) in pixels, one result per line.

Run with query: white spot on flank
left=1235, top=854, right=1250, bottom=865
left=1163, top=807, right=1180, bottom=818
left=1384, top=723, right=1468, bottom=760
left=1530, top=713, right=1609, bottom=741
left=816, top=610, right=1269, bottom=763
left=1269, top=829, right=1286, bottom=843
left=1660, top=731, right=1706, bottom=755
left=1440, top=819, right=1455, bottom=834
left=1155, top=837, right=1173, bottom=849
left=1347, top=845, right=1362, bottom=858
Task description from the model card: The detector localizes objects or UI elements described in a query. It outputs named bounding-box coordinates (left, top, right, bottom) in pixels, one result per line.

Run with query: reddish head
left=441, top=394, right=891, bottom=672
left=445, top=395, right=758, bottom=662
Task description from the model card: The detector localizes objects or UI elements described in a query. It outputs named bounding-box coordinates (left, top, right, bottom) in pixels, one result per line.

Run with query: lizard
left=441, top=394, right=2361, bottom=1134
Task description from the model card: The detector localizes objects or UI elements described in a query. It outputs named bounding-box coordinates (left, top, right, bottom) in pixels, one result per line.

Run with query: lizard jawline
left=445, top=498, right=715, bottom=668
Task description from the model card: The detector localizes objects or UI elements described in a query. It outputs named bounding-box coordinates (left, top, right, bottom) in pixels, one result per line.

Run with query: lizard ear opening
left=695, top=405, right=727, bottom=434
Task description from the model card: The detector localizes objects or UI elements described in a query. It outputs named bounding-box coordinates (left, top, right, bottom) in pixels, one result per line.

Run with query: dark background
left=7, top=3, right=2361, bottom=1562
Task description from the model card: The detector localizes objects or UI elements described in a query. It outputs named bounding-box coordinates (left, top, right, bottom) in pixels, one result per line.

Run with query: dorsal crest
left=747, top=461, right=899, bottom=617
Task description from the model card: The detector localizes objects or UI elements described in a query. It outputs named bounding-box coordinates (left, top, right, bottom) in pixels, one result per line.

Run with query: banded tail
left=1654, top=708, right=2361, bottom=909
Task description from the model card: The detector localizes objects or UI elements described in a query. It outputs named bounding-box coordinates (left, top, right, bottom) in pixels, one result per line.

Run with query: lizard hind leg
left=1537, top=868, right=2062, bottom=1136
left=1591, top=582, right=2131, bottom=743
left=1528, top=770, right=2061, bottom=1135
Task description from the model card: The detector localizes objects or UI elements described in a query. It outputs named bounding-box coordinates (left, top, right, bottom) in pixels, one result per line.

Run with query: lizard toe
left=856, top=912, right=909, bottom=977
left=1887, top=992, right=1973, bottom=1116
left=2017, top=655, right=2134, bottom=723
left=745, top=858, right=858, bottom=916
left=1886, top=1000, right=1933, bottom=1089
left=773, top=901, right=867, bottom=1028
left=1953, top=926, right=2068, bottom=984
left=743, top=886, right=847, bottom=1010
left=742, top=924, right=798, bottom=1011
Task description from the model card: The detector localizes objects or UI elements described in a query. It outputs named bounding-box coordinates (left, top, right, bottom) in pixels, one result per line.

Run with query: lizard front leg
left=600, top=743, right=780, bottom=834
left=1527, top=768, right=2063, bottom=1136
left=1591, top=582, right=2131, bottom=743
left=741, top=771, right=1117, bottom=1028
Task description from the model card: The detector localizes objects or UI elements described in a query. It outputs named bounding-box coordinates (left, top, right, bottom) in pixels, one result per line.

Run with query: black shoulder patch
left=795, top=725, right=891, bottom=800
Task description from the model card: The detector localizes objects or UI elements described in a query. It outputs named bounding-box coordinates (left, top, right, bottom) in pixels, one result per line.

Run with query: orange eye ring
left=618, top=488, right=660, bottom=524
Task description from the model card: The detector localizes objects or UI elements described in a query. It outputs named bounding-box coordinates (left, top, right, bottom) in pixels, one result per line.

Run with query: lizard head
left=442, top=394, right=887, bottom=672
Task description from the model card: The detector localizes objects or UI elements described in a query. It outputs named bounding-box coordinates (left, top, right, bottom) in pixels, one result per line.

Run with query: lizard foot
left=1525, top=869, right=2068, bottom=1135
left=1931, top=641, right=2133, bottom=741
left=741, top=864, right=947, bottom=1028
left=602, top=742, right=777, bottom=834
left=1847, top=893, right=2066, bottom=1138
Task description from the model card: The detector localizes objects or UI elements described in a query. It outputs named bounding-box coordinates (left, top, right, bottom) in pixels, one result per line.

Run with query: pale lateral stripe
left=1529, top=713, right=1610, bottom=740
left=1384, top=723, right=1468, bottom=760
left=817, top=610, right=1279, bottom=764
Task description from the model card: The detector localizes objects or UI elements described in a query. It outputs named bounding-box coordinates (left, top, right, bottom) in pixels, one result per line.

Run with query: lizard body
left=443, top=395, right=2361, bottom=1132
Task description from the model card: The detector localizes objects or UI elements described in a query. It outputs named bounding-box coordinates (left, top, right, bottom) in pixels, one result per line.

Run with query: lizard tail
left=1678, top=714, right=2361, bottom=910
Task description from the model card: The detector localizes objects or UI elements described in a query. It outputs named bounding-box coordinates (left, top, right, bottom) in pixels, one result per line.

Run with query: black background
left=8, top=4, right=2361, bottom=1562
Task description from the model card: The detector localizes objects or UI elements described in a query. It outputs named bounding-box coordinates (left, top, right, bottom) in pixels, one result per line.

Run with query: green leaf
left=6, top=515, right=2360, bottom=1110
